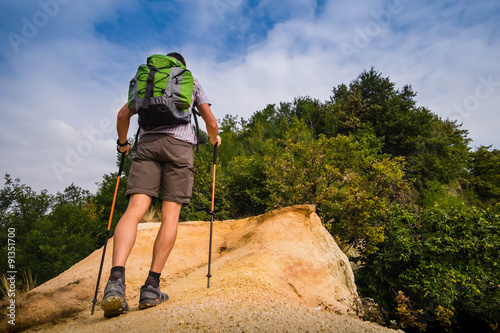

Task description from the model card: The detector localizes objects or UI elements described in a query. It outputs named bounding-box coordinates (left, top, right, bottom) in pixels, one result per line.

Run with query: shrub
left=355, top=204, right=500, bottom=331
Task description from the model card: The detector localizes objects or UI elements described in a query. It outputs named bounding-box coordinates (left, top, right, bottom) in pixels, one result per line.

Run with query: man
left=100, top=52, right=221, bottom=318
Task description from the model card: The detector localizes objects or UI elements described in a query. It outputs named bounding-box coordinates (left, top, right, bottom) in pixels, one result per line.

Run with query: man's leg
left=112, top=193, right=152, bottom=267
left=151, top=200, right=182, bottom=272
left=139, top=200, right=182, bottom=309
left=101, top=193, right=151, bottom=318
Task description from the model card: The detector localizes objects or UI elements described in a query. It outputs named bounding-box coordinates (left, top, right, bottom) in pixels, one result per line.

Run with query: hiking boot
left=138, top=284, right=169, bottom=310
left=101, top=279, right=129, bottom=318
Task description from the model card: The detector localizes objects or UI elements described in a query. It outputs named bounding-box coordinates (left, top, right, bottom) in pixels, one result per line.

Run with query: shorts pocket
left=162, top=136, right=194, bottom=166
left=166, top=135, right=192, bottom=148
left=136, top=134, right=164, bottom=159
left=139, top=133, right=163, bottom=145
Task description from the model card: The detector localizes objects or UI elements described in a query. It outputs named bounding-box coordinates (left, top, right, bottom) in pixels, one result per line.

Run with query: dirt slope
left=2, top=205, right=400, bottom=332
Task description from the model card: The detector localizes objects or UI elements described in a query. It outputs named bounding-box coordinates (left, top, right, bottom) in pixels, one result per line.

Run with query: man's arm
left=197, top=103, right=221, bottom=146
left=117, top=102, right=133, bottom=153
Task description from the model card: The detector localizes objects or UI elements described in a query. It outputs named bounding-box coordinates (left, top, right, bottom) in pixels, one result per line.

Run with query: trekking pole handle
left=213, top=142, right=218, bottom=165
left=118, top=152, right=126, bottom=175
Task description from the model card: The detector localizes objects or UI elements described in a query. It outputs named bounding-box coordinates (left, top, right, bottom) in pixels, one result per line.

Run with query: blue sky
left=0, top=0, right=499, bottom=194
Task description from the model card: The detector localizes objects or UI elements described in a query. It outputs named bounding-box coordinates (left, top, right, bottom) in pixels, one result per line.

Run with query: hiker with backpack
left=100, top=52, right=221, bottom=318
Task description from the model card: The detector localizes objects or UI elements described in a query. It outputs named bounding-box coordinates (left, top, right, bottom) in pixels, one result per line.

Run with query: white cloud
left=0, top=35, right=134, bottom=193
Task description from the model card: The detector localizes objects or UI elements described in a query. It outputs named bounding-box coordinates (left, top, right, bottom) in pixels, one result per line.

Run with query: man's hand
left=211, top=135, right=221, bottom=147
left=117, top=139, right=131, bottom=154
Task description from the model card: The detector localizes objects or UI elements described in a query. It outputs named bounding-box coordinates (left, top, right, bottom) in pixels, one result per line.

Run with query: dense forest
left=1, top=69, right=499, bottom=332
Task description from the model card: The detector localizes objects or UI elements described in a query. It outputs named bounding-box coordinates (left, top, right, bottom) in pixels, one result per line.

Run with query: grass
left=141, top=206, right=160, bottom=223
left=0, top=269, right=37, bottom=299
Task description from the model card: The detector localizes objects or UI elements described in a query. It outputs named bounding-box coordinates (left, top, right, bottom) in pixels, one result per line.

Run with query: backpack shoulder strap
left=142, top=65, right=158, bottom=110
left=192, top=108, right=201, bottom=153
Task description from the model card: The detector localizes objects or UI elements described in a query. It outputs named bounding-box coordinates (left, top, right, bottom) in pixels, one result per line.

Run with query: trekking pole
left=91, top=152, right=126, bottom=315
left=206, top=142, right=218, bottom=288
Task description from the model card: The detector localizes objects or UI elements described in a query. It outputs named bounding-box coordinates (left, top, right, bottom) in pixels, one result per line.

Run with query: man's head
left=167, top=52, right=186, bottom=67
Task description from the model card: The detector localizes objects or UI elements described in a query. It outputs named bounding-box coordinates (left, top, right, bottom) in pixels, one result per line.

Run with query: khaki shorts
left=126, top=134, right=195, bottom=203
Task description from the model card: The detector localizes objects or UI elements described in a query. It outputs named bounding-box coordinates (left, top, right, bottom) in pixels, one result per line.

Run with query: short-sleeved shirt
left=137, top=78, right=211, bottom=146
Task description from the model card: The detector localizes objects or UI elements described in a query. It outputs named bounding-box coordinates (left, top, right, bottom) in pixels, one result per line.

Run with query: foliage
left=0, top=174, right=52, bottom=240
left=355, top=204, right=500, bottom=331
left=395, top=291, right=427, bottom=331
left=0, top=175, right=52, bottom=291
left=25, top=185, right=104, bottom=283
left=469, top=145, right=500, bottom=206
left=329, top=69, right=471, bottom=190
left=0, top=176, right=108, bottom=289
left=264, top=120, right=411, bottom=252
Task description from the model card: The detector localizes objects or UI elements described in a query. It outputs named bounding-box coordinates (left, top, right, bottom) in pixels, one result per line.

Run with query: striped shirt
left=139, top=78, right=211, bottom=146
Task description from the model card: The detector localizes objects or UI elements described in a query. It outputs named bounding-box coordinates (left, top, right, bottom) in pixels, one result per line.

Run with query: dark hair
left=167, top=52, right=186, bottom=67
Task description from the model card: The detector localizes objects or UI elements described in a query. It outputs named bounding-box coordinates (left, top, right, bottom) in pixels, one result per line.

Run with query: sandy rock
left=1, top=205, right=400, bottom=333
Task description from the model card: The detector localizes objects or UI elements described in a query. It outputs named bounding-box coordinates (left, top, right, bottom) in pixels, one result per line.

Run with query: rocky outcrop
left=2, top=205, right=399, bottom=333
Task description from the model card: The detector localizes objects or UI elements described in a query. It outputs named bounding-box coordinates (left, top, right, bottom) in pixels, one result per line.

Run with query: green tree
left=0, top=174, right=52, bottom=289
left=291, top=97, right=322, bottom=137
left=264, top=119, right=412, bottom=253
left=356, top=204, right=500, bottom=331
left=405, top=118, right=471, bottom=190
left=23, top=184, right=102, bottom=283
left=0, top=177, right=105, bottom=287
left=329, top=69, right=472, bottom=191
left=0, top=174, right=51, bottom=238
left=469, top=146, right=500, bottom=206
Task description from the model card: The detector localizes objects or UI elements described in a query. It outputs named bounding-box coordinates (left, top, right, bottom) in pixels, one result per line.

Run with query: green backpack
left=128, top=54, right=196, bottom=128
